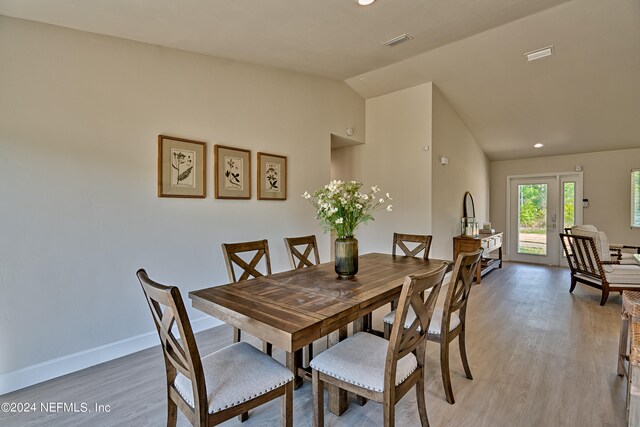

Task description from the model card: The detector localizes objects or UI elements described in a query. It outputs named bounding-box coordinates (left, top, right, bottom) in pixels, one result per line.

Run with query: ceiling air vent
left=383, top=34, right=414, bottom=47
left=525, top=45, right=554, bottom=62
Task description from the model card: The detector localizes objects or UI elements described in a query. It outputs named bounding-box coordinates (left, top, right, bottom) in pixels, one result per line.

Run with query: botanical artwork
left=265, top=162, right=280, bottom=193
left=170, top=149, right=196, bottom=188
left=158, top=135, right=205, bottom=198
left=224, top=156, right=244, bottom=191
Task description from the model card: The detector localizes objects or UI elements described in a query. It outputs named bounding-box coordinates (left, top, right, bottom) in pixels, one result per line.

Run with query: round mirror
left=463, top=191, right=476, bottom=218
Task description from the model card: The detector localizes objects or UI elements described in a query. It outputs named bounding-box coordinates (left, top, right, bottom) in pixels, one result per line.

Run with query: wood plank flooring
left=0, top=263, right=627, bottom=426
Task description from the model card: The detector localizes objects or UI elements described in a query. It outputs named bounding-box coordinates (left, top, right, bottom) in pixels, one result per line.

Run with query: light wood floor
left=0, top=263, right=627, bottom=426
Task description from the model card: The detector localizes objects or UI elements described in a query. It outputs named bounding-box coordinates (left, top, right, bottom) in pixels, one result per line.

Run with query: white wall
left=491, top=148, right=640, bottom=248
left=430, top=85, right=490, bottom=259
left=330, top=83, right=433, bottom=254
left=0, top=16, right=364, bottom=393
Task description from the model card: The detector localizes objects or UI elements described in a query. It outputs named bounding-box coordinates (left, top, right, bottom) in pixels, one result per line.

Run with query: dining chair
left=310, top=262, right=450, bottom=427
left=392, top=233, right=433, bottom=260
left=386, top=233, right=434, bottom=314
left=221, top=239, right=274, bottom=360
left=383, top=248, right=483, bottom=404
left=284, top=235, right=320, bottom=367
left=284, top=235, right=320, bottom=269
left=136, top=269, right=293, bottom=427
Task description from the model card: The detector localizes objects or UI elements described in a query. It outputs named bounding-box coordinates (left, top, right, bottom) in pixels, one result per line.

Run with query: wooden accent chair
left=383, top=248, right=483, bottom=404
left=560, top=232, right=640, bottom=305
left=284, top=235, right=321, bottom=367
left=310, top=262, right=450, bottom=427
left=136, top=269, right=293, bottom=427
left=567, top=225, right=640, bottom=263
left=221, top=239, right=273, bottom=360
left=284, top=235, right=320, bottom=269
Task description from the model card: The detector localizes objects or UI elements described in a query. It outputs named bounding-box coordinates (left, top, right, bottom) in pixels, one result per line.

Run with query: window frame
left=632, top=169, right=640, bottom=228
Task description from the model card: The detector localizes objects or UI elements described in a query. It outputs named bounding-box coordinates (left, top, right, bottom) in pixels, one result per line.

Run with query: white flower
left=371, top=185, right=379, bottom=193
left=302, top=191, right=311, bottom=199
left=379, top=198, right=384, bottom=203
left=335, top=217, right=344, bottom=224
left=355, top=203, right=363, bottom=209
left=386, top=193, right=392, bottom=200
left=362, top=194, right=368, bottom=200
left=386, top=204, right=393, bottom=212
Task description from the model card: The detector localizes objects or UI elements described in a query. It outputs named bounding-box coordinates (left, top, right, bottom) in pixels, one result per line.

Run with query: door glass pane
left=518, top=184, right=547, bottom=255
left=563, top=182, right=575, bottom=230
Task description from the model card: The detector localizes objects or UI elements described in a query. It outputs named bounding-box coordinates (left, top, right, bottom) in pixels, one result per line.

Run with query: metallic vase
left=335, top=237, right=358, bottom=280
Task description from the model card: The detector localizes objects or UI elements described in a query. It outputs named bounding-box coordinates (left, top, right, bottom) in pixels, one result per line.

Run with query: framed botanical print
left=214, top=145, right=251, bottom=199
left=157, top=135, right=206, bottom=198
left=257, top=152, right=287, bottom=200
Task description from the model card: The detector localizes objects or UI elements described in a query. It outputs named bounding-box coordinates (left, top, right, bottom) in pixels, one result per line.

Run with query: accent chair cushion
left=571, top=226, right=613, bottom=271
left=174, top=342, right=293, bottom=414
left=606, top=264, right=640, bottom=285
left=382, top=307, right=461, bottom=335
left=309, top=332, right=417, bottom=392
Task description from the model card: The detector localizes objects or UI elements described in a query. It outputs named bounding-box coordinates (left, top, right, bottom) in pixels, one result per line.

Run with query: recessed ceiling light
left=534, top=143, right=544, bottom=148
left=525, top=45, right=554, bottom=62
left=356, top=0, right=376, bottom=5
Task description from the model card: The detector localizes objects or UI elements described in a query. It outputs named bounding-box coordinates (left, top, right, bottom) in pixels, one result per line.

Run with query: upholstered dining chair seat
left=174, top=342, right=294, bottom=414
left=383, top=307, right=461, bottom=335
left=309, top=332, right=417, bottom=393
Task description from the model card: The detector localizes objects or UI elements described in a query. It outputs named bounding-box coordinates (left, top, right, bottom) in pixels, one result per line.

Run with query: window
left=563, top=182, right=575, bottom=230
left=633, top=169, right=640, bottom=228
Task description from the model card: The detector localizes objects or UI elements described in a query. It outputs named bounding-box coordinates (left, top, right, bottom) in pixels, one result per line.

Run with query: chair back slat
left=136, top=269, right=207, bottom=416
left=385, top=262, right=450, bottom=386
left=392, top=233, right=433, bottom=260
left=222, top=240, right=272, bottom=282
left=559, top=233, right=604, bottom=279
left=284, top=235, right=320, bottom=269
left=442, top=249, right=483, bottom=329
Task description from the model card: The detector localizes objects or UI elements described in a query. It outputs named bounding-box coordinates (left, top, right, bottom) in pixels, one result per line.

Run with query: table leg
left=286, top=349, right=304, bottom=390
left=328, top=326, right=348, bottom=415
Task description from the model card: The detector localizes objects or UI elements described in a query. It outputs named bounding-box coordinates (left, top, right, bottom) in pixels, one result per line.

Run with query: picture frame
left=214, top=145, right=251, bottom=199
left=257, top=152, right=287, bottom=201
left=157, top=135, right=206, bottom=198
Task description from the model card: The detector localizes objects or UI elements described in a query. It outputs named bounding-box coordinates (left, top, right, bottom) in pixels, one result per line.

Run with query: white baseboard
left=0, top=316, right=222, bottom=396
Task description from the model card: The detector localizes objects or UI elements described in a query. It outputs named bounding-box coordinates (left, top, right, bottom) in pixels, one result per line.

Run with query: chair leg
left=233, top=326, right=241, bottom=343
left=384, top=322, right=391, bottom=340
left=167, top=395, right=178, bottom=427
left=312, top=370, right=324, bottom=427
left=281, top=382, right=293, bottom=427
left=383, top=397, right=395, bottom=427
left=440, top=340, right=455, bottom=404
left=238, top=412, right=249, bottom=422
left=458, top=329, right=473, bottom=380
left=569, top=275, right=577, bottom=293
left=416, top=373, right=430, bottom=427
left=263, top=341, right=273, bottom=357
left=619, top=309, right=630, bottom=376
left=600, top=288, right=610, bottom=306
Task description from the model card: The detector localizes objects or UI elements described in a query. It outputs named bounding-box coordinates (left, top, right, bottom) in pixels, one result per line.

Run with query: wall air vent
left=383, top=34, right=414, bottom=47
left=525, top=45, right=554, bottom=62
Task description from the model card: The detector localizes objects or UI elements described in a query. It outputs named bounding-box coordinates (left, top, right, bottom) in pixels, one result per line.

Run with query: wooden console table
left=453, top=232, right=503, bottom=283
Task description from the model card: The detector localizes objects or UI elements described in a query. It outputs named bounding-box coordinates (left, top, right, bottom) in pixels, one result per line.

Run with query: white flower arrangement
left=302, top=180, right=393, bottom=238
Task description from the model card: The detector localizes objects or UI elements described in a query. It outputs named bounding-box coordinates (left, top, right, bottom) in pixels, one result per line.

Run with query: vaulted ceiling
left=1, top=0, right=638, bottom=160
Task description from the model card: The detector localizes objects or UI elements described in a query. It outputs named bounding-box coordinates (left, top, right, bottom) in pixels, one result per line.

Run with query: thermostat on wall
left=583, top=198, right=589, bottom=208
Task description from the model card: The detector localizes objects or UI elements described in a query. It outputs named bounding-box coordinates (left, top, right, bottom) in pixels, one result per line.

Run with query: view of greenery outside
left=564, top=182, right=575, bottom=230
left=633, top=170, right=640, bottom=227
left=518, top=184, right=547, bottom=255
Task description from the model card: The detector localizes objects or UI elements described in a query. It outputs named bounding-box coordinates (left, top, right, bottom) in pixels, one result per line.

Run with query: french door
left=508, top=173, right=582, bottom=266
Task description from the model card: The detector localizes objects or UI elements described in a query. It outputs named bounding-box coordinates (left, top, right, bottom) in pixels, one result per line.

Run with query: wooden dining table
left=189, top=252, right=451, bottom=415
